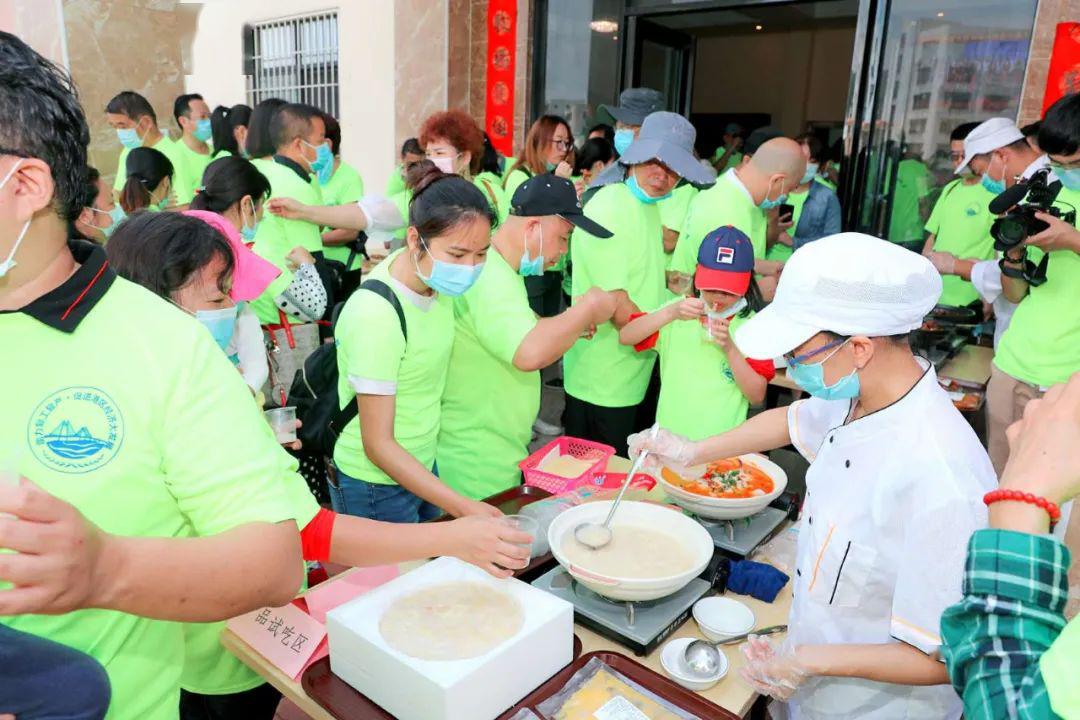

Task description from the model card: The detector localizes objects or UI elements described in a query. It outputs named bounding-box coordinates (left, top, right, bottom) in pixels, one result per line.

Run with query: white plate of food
left=657, top=454, right=787, bottom=520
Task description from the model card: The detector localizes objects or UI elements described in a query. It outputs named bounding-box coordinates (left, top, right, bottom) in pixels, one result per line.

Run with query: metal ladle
left=573, top=425, right=658, bottom=551
left=682, top=625, right=788, bottom=677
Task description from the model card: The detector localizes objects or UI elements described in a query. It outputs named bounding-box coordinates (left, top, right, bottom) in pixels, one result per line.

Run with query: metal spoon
left=682, top=625, right=788, bottom=677
left=573, top=425, right=658, bottom=550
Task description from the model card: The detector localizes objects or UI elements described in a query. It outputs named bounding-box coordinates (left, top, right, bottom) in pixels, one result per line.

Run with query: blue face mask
left=800, top=162, right=819, bottom=185
left=193, top=118, right=212, bottom=142
left=193, top=305, right=238, bottom=352
left=1054, top=165, right=1080, bottom=191
left=614, top=128, right=634, bottom=156
left=304, top=141, right=334, bottom=185
left=545, top=161, right=557, bottom=172
left=519, top=225, right=545, bottom=277
left=625, top=174, right=671, bottom=204
left=89, top=205, right=127, bottom=239
left=116, top=126, right=143, bottom=150
left=759, top=177, right=788, bottom=210
left=414, top=237, right=484, bottom=296
left=786, top=340, right=861, bottom=401
left=240, top=199, right=260, bottom=242
left=982, top=155, right=1007, bottom=195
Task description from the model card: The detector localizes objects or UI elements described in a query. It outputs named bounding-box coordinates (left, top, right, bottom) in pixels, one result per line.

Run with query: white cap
left=956, top=118, right=1024, bottom=174
left=734, top=233, right=942, bottom=359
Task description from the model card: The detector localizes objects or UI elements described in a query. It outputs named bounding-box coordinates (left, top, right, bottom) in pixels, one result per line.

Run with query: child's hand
left=708, top=316, right=734, bottom=351
left=675, top=297, right=706, bottom=320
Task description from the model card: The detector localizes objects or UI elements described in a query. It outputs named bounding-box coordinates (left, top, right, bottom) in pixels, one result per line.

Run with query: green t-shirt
left=565, top=182, right=665, bottom=407
left=173, top=140, right=214, bottom=205
left=437, top=250, right=538, bottom=498
left=320, top=160, right=366, bottom=267
left=503, top=167, right=530, bottom=200
left=112, top=135, right=192, bottom=205
left=674, top=170, right=766, bottom=273
left=386, top=164, right=407, bottom=197
left=390, top=189, right=412, bottom=243
left=475, top=171, right=509, bottom=223
left=502, top=156, right=518, bottom=181
left=658, top=183, right=698, bottom=236
left=249, top=158, right=324, bottom=323
left=994, top=186, right=1080, bottom=388
left=765, top=187, right=809, bottom=263
left=333, top=251, right=455, bottom=484
left=654, top=311, right=755, bottom=440
left=888, top=158, right=931, bottom=244
left=713, top=148, right=744, bottom=172
left=924, top=178, right=996, bottom=306
left=2, top=265, right=317, bottom=720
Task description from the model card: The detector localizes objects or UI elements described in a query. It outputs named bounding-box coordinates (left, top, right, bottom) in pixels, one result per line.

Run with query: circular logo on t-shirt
left=965, top=202, right=980, bottom=217
left=27, top=387, right=124, bottom=474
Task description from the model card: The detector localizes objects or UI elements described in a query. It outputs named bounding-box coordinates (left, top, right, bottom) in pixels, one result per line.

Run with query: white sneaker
left=533, top=418, right=564, bottom=436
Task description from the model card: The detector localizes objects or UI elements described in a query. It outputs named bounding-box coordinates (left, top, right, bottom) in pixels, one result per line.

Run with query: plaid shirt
left=941, top=529, right=1071, bottom=720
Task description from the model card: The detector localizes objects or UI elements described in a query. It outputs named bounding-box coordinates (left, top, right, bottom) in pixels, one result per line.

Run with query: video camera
left=990, top=168, right=1075, bottom=251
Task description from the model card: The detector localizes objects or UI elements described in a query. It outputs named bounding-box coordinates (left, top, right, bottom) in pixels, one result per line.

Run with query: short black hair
left=480, top=133, right=501, bottom=175
left=269, top=103, right=322, bottom=152
left=70, top=166, right=102, bottom=242
left=950, top=122, right=980, bottom=142
left=795, top=133, right=825, bottom=163
left=586, top=123, right=615, bottom=146
left=1021, top=121, right=1042, bottom=139
left=105, top=90, right=157, bottom=124
left=574, top=137, right=614, bottom=175
left=189, top=156, right=271, bottom=214
left=0, top=31, right=90, bottom=221
left=323, top=113, right=342, bottom=156
left=245, top=98, right=287, bottom=159
left=107, top=211, right=235, bottom=301
left=401, top=137, right=423, bottom=157
left=173, top=93, right=204, bottom=125
left=1039, top=93, right=1080, bottom=157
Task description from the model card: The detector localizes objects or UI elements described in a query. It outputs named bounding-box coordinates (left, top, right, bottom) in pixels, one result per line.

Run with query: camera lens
left=992, top=215, right=1028, bottom=248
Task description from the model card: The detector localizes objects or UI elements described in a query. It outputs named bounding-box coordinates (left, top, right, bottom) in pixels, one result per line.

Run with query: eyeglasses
left=551, top=139, right=573, bottom=151
left=949, top=152, right=964, bottom=161
left=784, top=337, right=848, bottom=368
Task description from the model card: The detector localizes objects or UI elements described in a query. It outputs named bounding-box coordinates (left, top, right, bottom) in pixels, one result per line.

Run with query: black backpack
left=287, top=279, right=407, bottom=458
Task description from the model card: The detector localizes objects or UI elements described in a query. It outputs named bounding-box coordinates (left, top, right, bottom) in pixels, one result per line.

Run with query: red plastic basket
left=519, top=436, right=616, bottom=494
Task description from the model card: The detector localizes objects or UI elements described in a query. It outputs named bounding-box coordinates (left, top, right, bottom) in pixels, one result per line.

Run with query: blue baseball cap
left=695, top=226, right=754, bottom=294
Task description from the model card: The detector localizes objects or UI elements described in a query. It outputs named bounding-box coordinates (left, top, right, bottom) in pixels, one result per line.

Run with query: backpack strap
left=329, top=279, right=408, bottom=437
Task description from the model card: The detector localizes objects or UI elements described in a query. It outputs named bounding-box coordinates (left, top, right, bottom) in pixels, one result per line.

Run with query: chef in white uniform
left=630, top=233, right=996, bottom=719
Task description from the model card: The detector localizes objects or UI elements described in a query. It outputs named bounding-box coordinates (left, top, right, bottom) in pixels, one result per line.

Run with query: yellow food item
left=552, top=666, right=690, bottom=719
left=540, top=454, right=594, bottom=479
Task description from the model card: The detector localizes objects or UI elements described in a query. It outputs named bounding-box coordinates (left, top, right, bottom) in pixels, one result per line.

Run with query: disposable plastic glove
left=738, top=635, right=812, bottom=702
left=927, top=251, right=958, bottom=276
left=358, top=194, right=405, bottom=233
left=626, top=427, right=697, bottom=474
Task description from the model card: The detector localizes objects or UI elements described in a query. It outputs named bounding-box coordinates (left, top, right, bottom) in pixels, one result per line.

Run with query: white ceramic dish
left=547, top=500, right=713, bottom=602
left=657, top=454, right=788, bottom=520
left=660, top=637, right=727, bottom=691
left=693, top=597, right=756, bottom=642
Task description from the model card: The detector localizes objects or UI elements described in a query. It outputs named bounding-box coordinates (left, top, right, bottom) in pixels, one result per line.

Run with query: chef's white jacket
left=784, top=360, right=996, bottom=719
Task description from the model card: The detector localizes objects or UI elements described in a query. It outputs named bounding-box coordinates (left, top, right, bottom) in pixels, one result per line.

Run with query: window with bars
left=243, top=11, right=340, bottom=118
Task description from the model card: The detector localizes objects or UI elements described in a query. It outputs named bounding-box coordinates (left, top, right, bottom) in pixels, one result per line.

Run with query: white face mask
left=430, top=155, right=456, bottom=174
left=0, top=160, right=29, bottom=279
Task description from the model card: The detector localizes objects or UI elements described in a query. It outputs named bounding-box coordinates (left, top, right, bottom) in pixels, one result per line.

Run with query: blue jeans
left=329, top=465, right=442, bottom=523
left=0, top=624, right=111, bottom=719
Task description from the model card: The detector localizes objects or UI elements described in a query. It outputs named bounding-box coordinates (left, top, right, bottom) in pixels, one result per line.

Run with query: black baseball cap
left=510, top=174, right=613, bottom=238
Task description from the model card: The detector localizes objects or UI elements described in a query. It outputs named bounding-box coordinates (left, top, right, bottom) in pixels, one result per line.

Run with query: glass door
left=842, top=0, right=1039, bottom=247
left=628, top=18, right=695, bottom=116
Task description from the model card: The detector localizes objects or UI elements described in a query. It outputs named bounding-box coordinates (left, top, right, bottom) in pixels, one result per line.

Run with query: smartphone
left=778, top=203, right=795, bottom=223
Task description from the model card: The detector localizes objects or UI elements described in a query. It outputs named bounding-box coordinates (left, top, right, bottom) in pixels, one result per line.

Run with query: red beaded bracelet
left=984, top=489, right=1061, bottom=530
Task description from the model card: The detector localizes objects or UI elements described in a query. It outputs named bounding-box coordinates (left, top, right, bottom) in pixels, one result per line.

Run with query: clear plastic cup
left=264, top=406, right=298, bottom=444
left=702, top=311, right=723, bottom=341
left=502, top=514, right=540, bottom=567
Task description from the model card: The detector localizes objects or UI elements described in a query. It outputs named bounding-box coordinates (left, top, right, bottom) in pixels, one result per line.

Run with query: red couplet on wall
left=485, top=0, right=517, bottom=157
left=1042, top=22, right=1080, bottom=115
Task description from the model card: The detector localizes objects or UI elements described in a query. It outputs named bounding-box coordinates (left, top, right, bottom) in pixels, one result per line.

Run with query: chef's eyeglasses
left=551, top=139, right=573, bottom=151
left=784, top=336, right=849, bottom=368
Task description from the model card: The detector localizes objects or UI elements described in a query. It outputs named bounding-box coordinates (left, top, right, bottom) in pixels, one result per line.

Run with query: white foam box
left=326, top=556, right=574, bottom=720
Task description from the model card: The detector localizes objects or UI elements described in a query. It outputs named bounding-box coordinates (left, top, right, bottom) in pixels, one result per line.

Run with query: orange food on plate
left=664, top=458, right=774, bottom=499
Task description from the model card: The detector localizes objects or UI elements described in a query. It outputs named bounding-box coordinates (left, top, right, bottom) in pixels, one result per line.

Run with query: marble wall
left=0, top=0, right=67, bottom=67
left=394, top=0, right=449, bottom=150
left=63, top=0, right=197, bottom=185
left=1019, top=0, right=1080, bottom=125
left=446, top=0, right=533, bottom=156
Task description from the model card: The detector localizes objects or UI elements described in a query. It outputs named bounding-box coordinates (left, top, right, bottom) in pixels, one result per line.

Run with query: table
left=938, top=344, right=994, bottom=387
left=222, top=457, right=792, bottom=719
